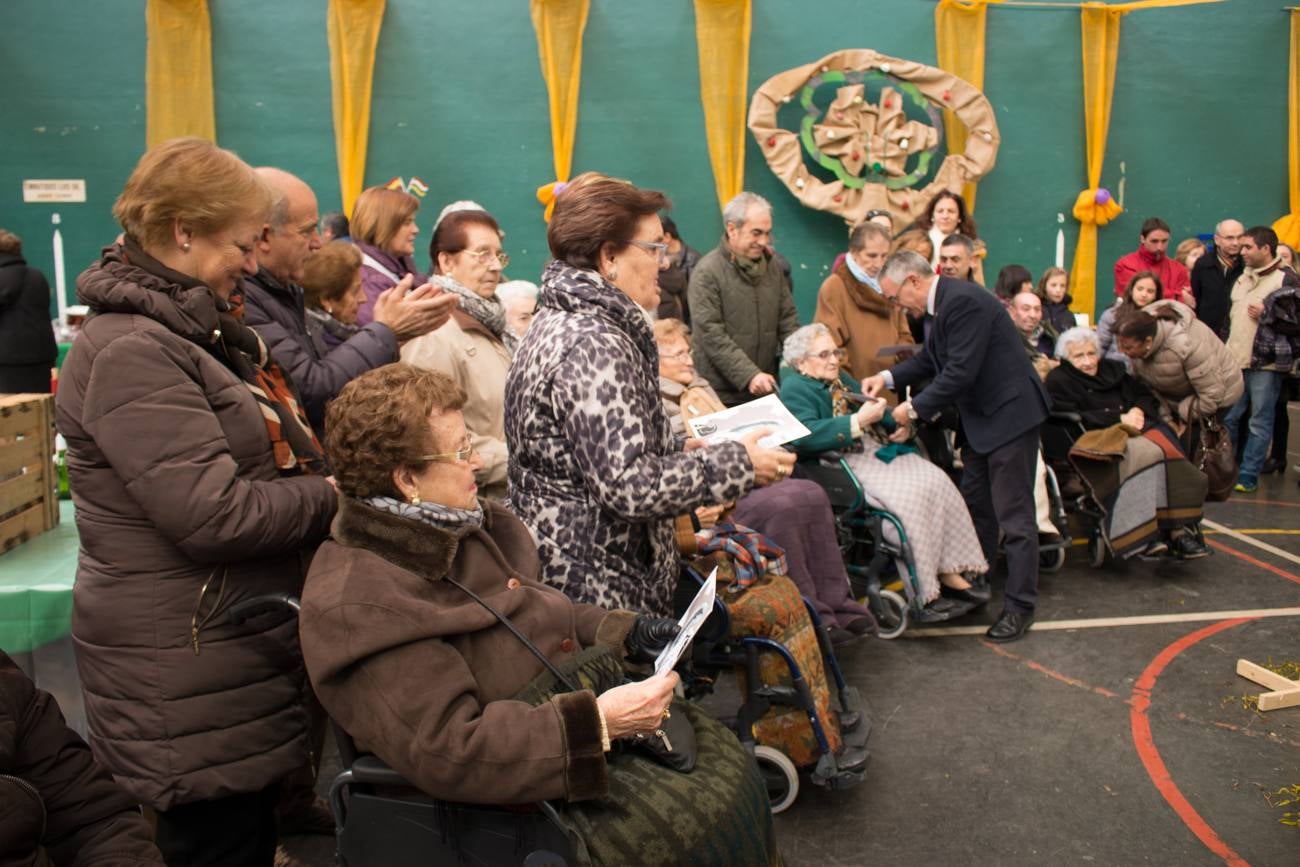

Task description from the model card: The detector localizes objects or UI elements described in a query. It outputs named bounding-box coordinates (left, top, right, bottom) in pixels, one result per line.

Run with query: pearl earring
left=182, top=242, right=191, bottom=251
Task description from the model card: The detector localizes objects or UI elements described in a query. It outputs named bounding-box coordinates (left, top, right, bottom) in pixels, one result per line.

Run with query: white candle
left=1055, top=228, right=1065, bottom=270
left=52, top=213, right=68, bottom=323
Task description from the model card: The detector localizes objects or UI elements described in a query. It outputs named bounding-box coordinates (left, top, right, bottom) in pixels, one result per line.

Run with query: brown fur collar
left=330, top=495, right=497, bottom=581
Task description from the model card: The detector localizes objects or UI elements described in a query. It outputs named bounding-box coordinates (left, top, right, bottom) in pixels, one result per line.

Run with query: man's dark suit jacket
left=890, top=276, right=1049, bottom=454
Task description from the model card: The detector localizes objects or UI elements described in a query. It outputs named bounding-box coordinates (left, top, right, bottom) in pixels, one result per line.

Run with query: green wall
left=0, top=0, right=1286, bottom=322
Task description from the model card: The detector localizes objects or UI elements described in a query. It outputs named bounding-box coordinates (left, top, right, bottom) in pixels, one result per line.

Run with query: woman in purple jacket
left=351, top=185, right=429, bottom=326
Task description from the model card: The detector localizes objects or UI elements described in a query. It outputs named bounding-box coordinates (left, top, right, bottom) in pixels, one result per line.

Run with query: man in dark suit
left=863, top=251, right=1050, bottom=642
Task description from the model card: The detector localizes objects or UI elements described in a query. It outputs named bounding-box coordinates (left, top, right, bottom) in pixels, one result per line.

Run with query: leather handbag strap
left=443, top=575, right=582, bottom=693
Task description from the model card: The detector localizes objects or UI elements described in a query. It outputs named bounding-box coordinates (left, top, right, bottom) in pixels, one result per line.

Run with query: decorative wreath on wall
left=748, top=49, right=1000, bottom=225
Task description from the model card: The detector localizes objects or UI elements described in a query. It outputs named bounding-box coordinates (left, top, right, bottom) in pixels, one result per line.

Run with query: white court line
left=1202, top=518, right=1300, bottom=569
left=906, top=606, right=1300, bottom=638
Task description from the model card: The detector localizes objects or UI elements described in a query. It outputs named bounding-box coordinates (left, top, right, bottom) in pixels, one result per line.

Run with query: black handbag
left=445, top=576, right=697, bottom=773
left=1192, top=417, right=1236, bottom=502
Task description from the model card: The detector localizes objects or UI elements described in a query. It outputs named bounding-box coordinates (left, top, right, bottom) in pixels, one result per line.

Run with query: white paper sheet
left=684, top=394, right=811, bottom=450
left=654, top=568, right=717, bottom=677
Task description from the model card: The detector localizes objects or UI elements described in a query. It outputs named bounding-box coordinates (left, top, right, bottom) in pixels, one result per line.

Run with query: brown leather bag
left=1192, top=417, right=1236, bottom=502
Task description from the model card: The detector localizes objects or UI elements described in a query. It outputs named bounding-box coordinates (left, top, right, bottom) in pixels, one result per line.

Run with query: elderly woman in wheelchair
left=298, top=364, right=781, bottom=867
left=1045, top=327, right=1210, bottom=562
left=779, top=324, right=989, bottom=625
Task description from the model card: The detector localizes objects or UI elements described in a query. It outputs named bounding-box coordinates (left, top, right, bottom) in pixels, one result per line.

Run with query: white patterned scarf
left=429, top=274, right=517, bottom=355
left=363, top=495, right=484, bottom=531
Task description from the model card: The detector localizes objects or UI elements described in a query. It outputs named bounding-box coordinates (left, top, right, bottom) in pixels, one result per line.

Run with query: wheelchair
left=227, top=594, right=577, bottom=867
left=673, top=564, right=870, bottom=813
left=1040, top=411, right=1112, bottom=568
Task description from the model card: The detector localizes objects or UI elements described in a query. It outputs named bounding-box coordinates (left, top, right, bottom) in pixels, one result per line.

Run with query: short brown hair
left=300, top=240, right=362, bottom=309
left=848, top=221, right=890, bottom=251
left=351, top=187, right=420, bottom=251
left=653, top=318, right=690, bottom=345
left=325, top=364, right=467, bottom=499
left=1174, top=237, right=1205, bottom=267
left=0, top=229, right=20, bottom=256
left=429, top=209, right=502, bottom=272
left=112, top=137, right=272, bottom=250
left=548, top=172, right=671, bottom=270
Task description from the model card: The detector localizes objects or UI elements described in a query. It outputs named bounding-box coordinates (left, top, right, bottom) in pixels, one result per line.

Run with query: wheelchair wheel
left=874, top=589, right=909, bottom=640
left=754, top=745, right=800, bottom=814
left=1039, top=546, right=1066, bottom=573
left=1088, top=533, right=1107, bottom=568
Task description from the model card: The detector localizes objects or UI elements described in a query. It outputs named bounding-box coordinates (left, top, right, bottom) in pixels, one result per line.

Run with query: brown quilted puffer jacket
left=1127, top=300, right=1244, bottom=424
left=0, top=651, right=163, bottom=867
left=54, top=245, right=336, bottom=810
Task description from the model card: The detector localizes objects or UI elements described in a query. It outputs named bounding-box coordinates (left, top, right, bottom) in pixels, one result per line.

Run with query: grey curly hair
left=1054, top=326, right=1100, bottom=360
left=782, top=323, right=832, bottom=367
left=722, top=191, right=771, bottom=228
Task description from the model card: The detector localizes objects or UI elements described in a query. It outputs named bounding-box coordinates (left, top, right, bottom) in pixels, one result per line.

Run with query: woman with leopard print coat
left=505, top=173, right=795, bottom=616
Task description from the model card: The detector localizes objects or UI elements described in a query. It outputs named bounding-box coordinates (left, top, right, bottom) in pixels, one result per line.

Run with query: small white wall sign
left=23, top=179, right=87, bottom=203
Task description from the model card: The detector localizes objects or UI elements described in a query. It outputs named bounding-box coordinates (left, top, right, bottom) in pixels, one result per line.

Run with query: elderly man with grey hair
left=864, top=251, right=1050, bottom=642
left=688, top=191, right=799, bottom=406
left=242, top=168, right=453, bottom=437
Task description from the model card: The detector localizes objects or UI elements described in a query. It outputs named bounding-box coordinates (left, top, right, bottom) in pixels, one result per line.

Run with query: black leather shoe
left=1169, top=533, right=1210, bottom=560
left=827, top=626, right=858, bottom=647
left=915, top=596, right=976, bottom=624
left=985, top=610, right=1034, bottom=643
left=940, top=578, right=992, bottom=606
left=1261, top=457, right=1285, bottom=475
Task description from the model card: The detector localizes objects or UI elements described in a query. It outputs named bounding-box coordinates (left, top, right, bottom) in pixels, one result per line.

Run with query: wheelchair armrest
left=1048, top=411, right=1084, bottom=424
left=350, top=754, right=417, bottom=788
left=227, top=593, right=300, bottom=624
left=817, top=451, right=845, bottom=464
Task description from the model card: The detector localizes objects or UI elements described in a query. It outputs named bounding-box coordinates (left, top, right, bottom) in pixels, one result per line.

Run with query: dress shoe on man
left=940, top=577, right=992, bottom=606
left=1261, top=457, right=1284, bottom=475
left=985, top=610, right=1034, bottom=642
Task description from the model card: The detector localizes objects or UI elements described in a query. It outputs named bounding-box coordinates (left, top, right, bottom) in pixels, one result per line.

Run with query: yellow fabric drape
left=1274, top=11, right=1300, bottom=249
left=327, top=0, right=387, bottom=218
left=145, top=0, right=215, bottom=147
left=1068, top=0, right=1221, bottom=317
left=934, top=0, right=996, bottom=211
left=532, top=0, right=591, bottom=221
left=694, top=0, right=753, bottom=212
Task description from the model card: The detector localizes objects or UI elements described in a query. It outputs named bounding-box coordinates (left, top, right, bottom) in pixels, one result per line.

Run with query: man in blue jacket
left=864, top=251, right=1050, bottom=642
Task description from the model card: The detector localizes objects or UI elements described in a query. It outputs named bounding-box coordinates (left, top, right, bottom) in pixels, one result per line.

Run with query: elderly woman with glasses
left=300, top=364, right=781, bottom=867
left=505, top=172, right=795, bottom=617
left=402, top=207, right=514, bottom=499
left=779, top=323, right=988, bottom=622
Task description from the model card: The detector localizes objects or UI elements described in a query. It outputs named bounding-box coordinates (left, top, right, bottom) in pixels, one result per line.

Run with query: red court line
left=981, top=641, right=1121, bottom=699
left=1205, top=538, right=1300, bottom=587
left=1129, top=618, right=1253, bottom=867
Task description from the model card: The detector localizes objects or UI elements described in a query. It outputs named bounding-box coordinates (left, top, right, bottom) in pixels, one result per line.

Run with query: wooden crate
left=0, top=393, right=59, bottom=552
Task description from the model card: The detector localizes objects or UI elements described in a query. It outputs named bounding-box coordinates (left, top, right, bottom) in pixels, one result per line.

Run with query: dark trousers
left=153, top=784, right=280, bottom=867
left=961, top=427, right=1040, bottom=614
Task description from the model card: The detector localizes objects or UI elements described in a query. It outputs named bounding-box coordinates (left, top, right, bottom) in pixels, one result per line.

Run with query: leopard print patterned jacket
left=505, top=261, right=754, bottom=616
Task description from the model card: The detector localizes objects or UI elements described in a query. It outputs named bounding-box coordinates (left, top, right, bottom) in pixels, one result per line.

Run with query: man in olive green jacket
left=688, top=192, right=800, bottom=406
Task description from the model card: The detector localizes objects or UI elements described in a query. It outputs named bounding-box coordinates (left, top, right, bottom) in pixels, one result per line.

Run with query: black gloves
left=624, top=616, right=681, bottom=664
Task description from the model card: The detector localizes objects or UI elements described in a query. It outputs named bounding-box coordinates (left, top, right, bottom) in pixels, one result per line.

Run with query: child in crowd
left=1036, top=266, right=1075, bottom=333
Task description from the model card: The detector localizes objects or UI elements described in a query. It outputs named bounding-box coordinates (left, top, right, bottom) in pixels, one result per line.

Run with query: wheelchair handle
left=227, top=593, right=301, bottom=624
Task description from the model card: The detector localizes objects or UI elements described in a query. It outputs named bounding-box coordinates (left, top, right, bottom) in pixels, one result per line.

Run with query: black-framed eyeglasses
left=630, top=240, right=670, bottom=262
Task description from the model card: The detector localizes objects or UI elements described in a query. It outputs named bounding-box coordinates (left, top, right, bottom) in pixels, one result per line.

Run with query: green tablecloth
left=0, top=499, right=77, bottom=654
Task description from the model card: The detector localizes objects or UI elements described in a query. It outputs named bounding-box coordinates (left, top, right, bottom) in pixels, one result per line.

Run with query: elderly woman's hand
left=858, top=398, right=888, bottom=428
left=1121, top=407, right=1145, bottom=429
left=694, top=504, right=726, bottom=529
left=738, top=428, right=796, bottom=486
left=596, top=672, right=680, bottom=739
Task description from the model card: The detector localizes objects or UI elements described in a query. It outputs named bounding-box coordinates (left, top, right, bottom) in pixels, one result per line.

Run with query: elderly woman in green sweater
left=779, top=323, right=988, bottom=623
